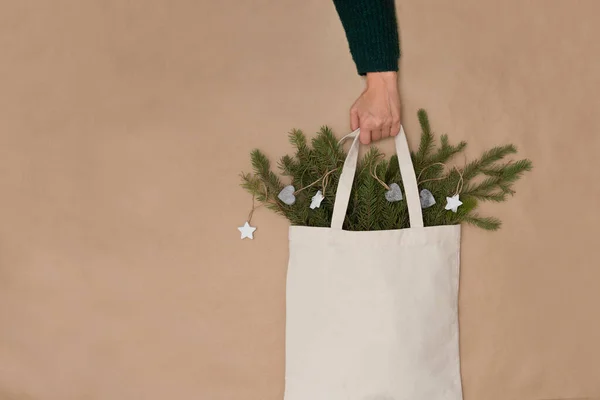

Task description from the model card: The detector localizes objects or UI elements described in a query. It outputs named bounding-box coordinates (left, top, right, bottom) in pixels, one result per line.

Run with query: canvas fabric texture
left=284, top=127, right=463, bottom=400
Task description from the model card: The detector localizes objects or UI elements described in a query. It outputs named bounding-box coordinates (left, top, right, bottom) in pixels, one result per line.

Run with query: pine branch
left=463, top=158, right=532, bottom=201
left=311, top=126, right=345, bottom=171
left=372, top=160, right=399, bottom=230
left=498, top=159, right=533, bottom=183
left=240, top=109, right=532, bottom=232
left=429, top=136, right=467, bottom=165
left=352, top=148, right=385, bottom=230
left=416, top=109, right=435, bottom=161
left=278, top=154, right=299, bottom=177
left=289, top=129, right=310, bottom=162
left=443, top=196, right=478, bottom=226
left=250, top=148, right=270, bottom=176
left=415, top=135, right=467, bottom=181
left=498, top=183, right=515, bottom=195
left=463, top=214, right=502, bottom=231
left=355, top=176, right=382, bottom=230
left=240, top=172, right=260, bottom=193
left=250, top=149, right=284, bottom=199
left=386, top=154, right=400, bottom=183
left=462, top=145, right=517, bottom=180
left=265, top=202, right=289, bottom=218
left=468, top=191, right=507, bottom=202
left=463, top=176, right=501, bottom=194
left=239, top=172, right=268, bottom=202
left=288, top=129, right=316, bottom=178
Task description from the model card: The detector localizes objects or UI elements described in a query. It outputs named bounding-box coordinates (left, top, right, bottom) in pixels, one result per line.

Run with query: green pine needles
left=241, top=109, right=532, bottom=231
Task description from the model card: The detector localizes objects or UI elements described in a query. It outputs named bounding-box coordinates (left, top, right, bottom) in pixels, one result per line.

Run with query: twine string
left=247, top=183, right=268, bottom=224
left=370, top=157, right=390, bottom=191
left=418, top=162, right=464, bottom=196
left=454, top=168, right=464, bottom=196
left=322, top=173, right=330, bottom=197
left=417, top=162, right=448, bottom=185
left=293, top=168, right=339, bottom=196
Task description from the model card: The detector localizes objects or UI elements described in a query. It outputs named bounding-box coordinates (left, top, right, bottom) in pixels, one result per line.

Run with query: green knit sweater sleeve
left=332, top=0, right=400, bottom=75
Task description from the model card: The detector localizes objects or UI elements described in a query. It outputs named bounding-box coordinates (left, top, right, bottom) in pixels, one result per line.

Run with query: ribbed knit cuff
left=333, top=0, right=400, bottom=76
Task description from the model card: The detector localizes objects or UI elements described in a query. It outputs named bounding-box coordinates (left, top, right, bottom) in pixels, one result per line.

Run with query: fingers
left=350, top=108, right=359, bottom=131
left=360, top=120, right=378, bottom=144
left=360, top=128, right=372, bottom=145
left=350, top=90, right=400, bottom=143
left=391, top=117, right=401, bottom=137
left=361, top=118, right=389, bottom=144
left=389, top=89, right=402, bottom=136
left=371, top=127, right=382, bottom=142
left=381, top=122, right=392, bottom=139
left=349, top=74, right=401, bottom=143
left=358, top=120, right=388, bottom=145
left=352, top=106, right=371, bottom=144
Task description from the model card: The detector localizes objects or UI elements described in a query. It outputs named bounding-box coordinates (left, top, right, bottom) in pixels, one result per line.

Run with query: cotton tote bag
left=284, top=126, right=463, bottom=400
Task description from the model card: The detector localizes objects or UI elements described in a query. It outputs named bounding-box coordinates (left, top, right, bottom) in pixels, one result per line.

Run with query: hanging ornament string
left=454, top=168, right=464, bottom=196
left=246, top=194, right=259, bottom=225
left=370, top=157, right=390, bottom=191
left=338, top=132, right=391, bottom=192
left=418, top=162, right=464, bottom=196
left=246, top=183, right=269, bottom=225
left=293, top=168, right=339, bottom=196
left=239, top=183, right=267, bottom=240
left=321, top=171, right=332, bottom=196
left=417, top=162, right=448, bottom=185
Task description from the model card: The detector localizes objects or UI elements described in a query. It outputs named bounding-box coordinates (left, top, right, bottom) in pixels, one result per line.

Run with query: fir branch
left=311, top=126, right=345, bottom=171
left=241, top=109, right=532, bottom=232
left=250, top=148, right=270, bottom=176
left=265, top=201, right=288, bottom=218
left=352, top=148, right=385, bottom=230
left=386, top=154, right=400, bottom=183
left=289, top=129, right=319, bottom=180
left=498, top=159, right=533, bottom=183
left=469, top=191, right=507, bottom=202
left=416, top=109, right=435, bottom=161
left=240, top=172, right=260, bottom=193
left=463, top=176, right=502, bottom=194
left=415, top=135, right=467, bottom=181
left=498, top=183, right=515, bottom=195
left=355, top=176, right=382, bottom=230
left=462, top=214, right=502, bottom=231
left=278, top=154, right=299, bottom=177
left=289, top=129, right=309, bottom=160
left=480, top=164, right=505, bottom=176
left=239, top=172, right=268, bottom=202
left=432, top=136, right=467, bottom=164
left=462, top=145, right=517, bottom=180
left=250, top=149, right=283, bottom=197
left=441, top=196, right=475, bottom=226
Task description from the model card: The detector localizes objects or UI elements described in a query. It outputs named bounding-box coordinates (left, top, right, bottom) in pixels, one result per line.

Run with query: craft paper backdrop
left=1, top=1, right=599, bottom=399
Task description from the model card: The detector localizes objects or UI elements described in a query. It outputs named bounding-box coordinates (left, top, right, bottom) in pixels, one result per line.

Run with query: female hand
left=350, top=71, right=401, bottom=145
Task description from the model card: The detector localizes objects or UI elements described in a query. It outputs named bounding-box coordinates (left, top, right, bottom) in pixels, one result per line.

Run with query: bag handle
left=330, top=126, right=424, bottom=230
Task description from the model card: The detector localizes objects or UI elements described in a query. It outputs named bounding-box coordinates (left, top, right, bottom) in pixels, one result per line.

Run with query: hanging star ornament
left=310, top=190, right=324, bottom=209
left=444, top=194, right=463, bottom=213
left=238, top=221, right=256, bottom=240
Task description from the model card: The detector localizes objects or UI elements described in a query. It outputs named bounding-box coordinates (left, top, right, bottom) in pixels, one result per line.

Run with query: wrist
left=365, top=71, right=398, bottom=90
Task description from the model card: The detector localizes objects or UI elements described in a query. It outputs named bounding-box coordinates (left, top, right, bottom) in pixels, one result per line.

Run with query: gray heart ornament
left=384, top=183, right=403, bottom=202
left=419, top=188, right=436, bottom=208
left=278, top=185, right=296, bottom=205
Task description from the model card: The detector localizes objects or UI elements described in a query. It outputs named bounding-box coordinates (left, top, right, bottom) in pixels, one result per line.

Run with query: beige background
left=1, top=0, right=599, bottom=399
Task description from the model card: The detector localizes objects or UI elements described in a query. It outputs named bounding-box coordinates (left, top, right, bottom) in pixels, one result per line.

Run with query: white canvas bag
left=284, top=126, right=463, bottom=400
